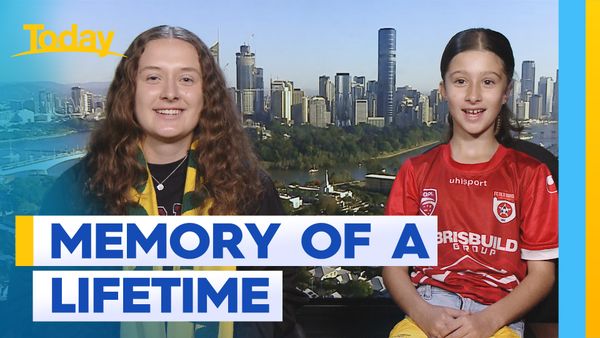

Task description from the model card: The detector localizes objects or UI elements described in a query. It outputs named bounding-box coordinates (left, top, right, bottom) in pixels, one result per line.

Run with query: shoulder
left=55, top=157, right=90, bottom=187
left=502, top=144, right=552, bottom=172
left=40, top=157, right=101, bottom=215
left=504, top=139, right=558, bottom=185
left=242, top=169, right=284, bottom=215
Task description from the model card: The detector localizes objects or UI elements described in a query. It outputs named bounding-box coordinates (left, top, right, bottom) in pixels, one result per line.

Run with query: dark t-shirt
left=147, top=157, right=187, bottom=216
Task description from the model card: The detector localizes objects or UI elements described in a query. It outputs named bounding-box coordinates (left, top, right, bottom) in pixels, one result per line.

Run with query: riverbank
left=260, top=140, right=440, bottom=171
left=0, top=130, right=79, bottom=144
left=370, top=140, right=440, bottom=160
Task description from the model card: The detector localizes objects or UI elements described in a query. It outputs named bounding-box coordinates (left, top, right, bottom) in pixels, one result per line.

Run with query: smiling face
left=134, top=38, right=203, bottom=148
left=441, top=50, right=510, bottom=140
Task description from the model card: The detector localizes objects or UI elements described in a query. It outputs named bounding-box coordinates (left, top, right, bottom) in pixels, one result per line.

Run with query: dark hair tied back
left=440, top=28, right=522, bottom=144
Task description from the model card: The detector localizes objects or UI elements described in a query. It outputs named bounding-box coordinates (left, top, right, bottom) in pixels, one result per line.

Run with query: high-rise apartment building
left=270, top=80, right=293, bottom=122
left=377, top=28, right=396, bottom=125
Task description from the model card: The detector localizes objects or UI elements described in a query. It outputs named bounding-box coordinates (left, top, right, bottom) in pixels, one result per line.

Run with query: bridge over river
left=0, top=150, right=86, bottom=176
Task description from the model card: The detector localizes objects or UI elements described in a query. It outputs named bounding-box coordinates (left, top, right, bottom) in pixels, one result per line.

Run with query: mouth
left=462, top=108, right=486, bottom=115
left=154, top=108, right=184, bottom=116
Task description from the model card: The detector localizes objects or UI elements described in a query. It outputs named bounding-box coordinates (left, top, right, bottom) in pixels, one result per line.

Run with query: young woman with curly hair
left=7, top=26, right=303, bottom=338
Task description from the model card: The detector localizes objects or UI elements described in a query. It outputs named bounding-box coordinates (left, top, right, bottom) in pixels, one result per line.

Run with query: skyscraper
left=71, top=86, right=82, bottom=114
left=292, top=88, right=305, bottom=124
left=270, top=80, right=293, bottom=122
left=210, top=41, right=219, bottom=65
left=254, top=67, right=264, bottom=116
left=334, top=73, right=352, bottom=126
left=521, top=60, right=535, bottom=99
left=236, top=45, right=256, bottom=116
left=529, top=95, right=542, bottom=120
left=377, top=28, right=396, bottom=125
left=319, top=75, right=334, bottom=112
left=508, top=79, right=521, bottom=116
left=308, top=97, right=330, bottom=128
left=538, top=76, right=555, bottom=117
left=552, top=69, right=558, bottom=121
left=353, top=76, right=366, bottom=100
left=37, top=91, right=55, bottom=122
left=354, top=99, right=368, bottom=124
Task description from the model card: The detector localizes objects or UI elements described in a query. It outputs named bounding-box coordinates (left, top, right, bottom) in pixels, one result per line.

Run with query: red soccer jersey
left=385, top=144, right=558, bottom=304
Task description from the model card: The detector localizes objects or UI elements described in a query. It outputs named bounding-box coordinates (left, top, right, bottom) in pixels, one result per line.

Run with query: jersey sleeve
left=384, top=159, right=420, bottom=216
left=520, top=163, right=558, bottom=260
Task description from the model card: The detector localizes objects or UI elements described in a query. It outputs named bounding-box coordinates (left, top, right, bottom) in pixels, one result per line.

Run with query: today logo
left=12, top=24, right=125, bottom=58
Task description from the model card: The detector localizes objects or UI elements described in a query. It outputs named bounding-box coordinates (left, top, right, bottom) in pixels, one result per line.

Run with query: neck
left=142, top=135, right=192, bottom=164
left=449, top=133, right=499, bottom=164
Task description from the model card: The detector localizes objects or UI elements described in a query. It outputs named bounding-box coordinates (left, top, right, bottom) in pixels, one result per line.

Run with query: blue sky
left=2, top=0, right=557, bottom=93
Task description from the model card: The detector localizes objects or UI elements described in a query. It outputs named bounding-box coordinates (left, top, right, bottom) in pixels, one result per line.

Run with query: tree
left=338, top=280, right=373, bottom=298
left=318, top=195, right=338, bottom=215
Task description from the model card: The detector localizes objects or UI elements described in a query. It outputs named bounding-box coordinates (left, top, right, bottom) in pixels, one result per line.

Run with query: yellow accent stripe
left=15, top=215, right=33, bottom=266
left=589, top=0, right=600, bottom=335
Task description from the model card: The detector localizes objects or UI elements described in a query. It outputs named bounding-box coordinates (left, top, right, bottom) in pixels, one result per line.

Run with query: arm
left=447, top=260, right=555, bottom=338
left=383, top=266, right=466, bottom=337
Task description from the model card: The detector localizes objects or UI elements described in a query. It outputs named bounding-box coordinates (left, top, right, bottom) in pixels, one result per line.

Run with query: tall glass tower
left=521, top=60, right=536, bottom=99
left=334, top=73, right=352, bottom=126
left=377, top=28, right=396, bottom=126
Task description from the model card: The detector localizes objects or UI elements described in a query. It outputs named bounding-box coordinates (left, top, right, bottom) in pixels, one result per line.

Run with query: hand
left=445, top=311, right=499, bottom=338
left=411, top=303, right=467, bottom=338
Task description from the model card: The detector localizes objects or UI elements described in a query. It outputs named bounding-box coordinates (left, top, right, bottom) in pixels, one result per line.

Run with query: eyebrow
left=138, top=66, right=201, bottom=74
left=448, top=70, right=502, bottom=78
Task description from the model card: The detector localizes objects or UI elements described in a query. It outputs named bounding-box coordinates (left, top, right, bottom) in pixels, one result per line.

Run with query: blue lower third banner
left=32, top=270, right=282, bottom=322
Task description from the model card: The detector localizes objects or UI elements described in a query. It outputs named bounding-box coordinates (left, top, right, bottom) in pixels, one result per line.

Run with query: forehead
left=138, top=38, right=201, bottom=71
left=446, top=50, right=505, bottom=75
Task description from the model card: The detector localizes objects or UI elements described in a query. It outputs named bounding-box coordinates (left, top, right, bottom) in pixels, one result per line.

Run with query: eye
left=180, top=75, right=195, bottom=85
left=483, top=79, right=496, bottom=86
left=453, top=78, right=467, bottom=86
left=145, top=75, right=160, bottom=83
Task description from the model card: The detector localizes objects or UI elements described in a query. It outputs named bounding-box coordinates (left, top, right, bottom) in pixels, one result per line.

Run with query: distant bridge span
left=0, top=151, right=86, bottom=176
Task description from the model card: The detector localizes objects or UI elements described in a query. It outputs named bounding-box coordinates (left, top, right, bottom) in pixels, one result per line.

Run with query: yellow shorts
left=389, top=317, right=520, bottom=338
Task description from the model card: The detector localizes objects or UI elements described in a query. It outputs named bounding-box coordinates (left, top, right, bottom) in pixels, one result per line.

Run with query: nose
left=160, top=77, right=179, bottom=101
left=465, top=84, right=481, bottom=103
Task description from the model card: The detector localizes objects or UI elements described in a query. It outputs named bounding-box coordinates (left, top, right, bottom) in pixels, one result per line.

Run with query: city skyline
left=2, top=0, right=558, bottom=93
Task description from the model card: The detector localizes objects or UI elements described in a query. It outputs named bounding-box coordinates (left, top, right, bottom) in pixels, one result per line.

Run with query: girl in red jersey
left=383, top=28, right=558, bottom=338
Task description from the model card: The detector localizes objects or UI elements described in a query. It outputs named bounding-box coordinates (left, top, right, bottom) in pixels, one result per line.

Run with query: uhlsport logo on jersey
left=492, top=191, right=516, bottom=223
left=419, top=188, right=437, bottom=216
left=12, top=24, right=125, bottom=58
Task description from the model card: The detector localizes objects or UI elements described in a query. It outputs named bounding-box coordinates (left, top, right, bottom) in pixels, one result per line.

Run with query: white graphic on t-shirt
left=435, top=254, right=518, bottom=288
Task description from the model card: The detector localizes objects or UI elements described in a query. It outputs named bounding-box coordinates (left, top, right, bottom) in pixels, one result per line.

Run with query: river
left=2, top=122, right=558, bottom=183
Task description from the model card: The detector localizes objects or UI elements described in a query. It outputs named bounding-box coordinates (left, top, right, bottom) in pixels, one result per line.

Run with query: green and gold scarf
left=122, top=140, right=234, bottom=338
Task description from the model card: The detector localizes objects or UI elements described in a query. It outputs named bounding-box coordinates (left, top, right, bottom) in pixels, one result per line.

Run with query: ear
left=503, top=80, right=513, bottom=104
left=439, top=81, right=447, bottom=99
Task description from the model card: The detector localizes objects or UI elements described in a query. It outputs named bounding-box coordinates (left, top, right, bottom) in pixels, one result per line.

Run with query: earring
left=494, top=114, right=502, bottom=135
